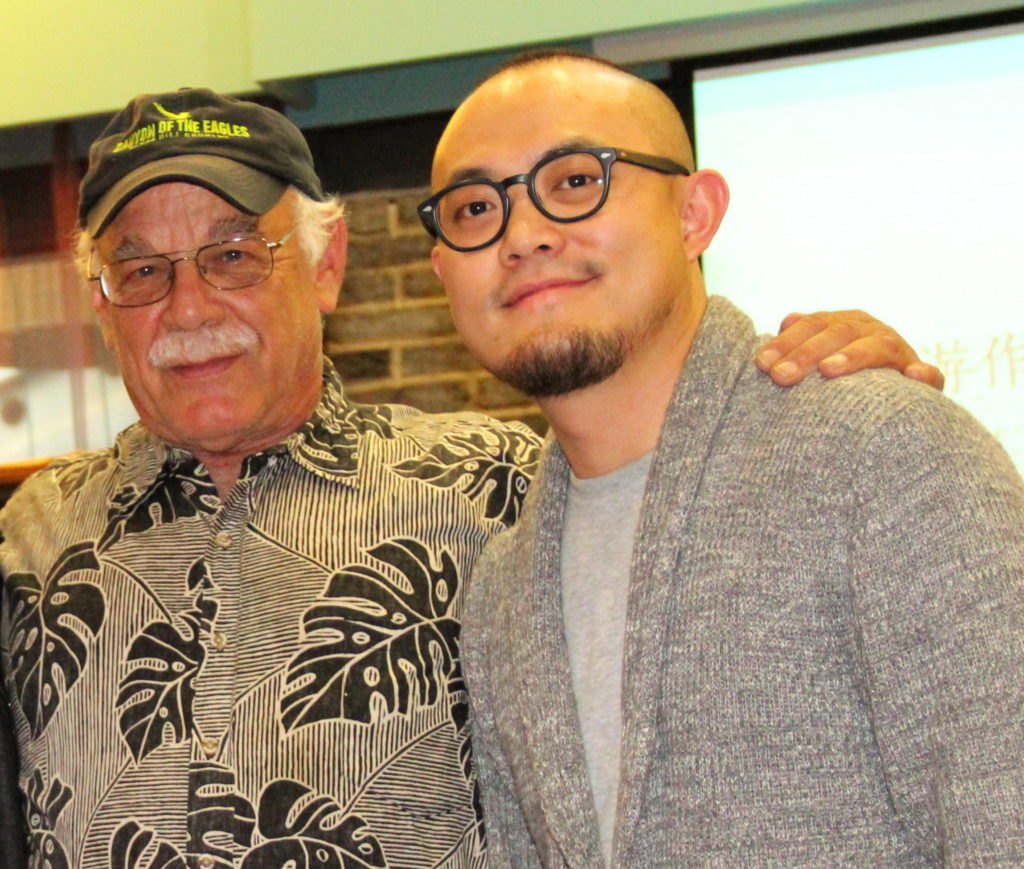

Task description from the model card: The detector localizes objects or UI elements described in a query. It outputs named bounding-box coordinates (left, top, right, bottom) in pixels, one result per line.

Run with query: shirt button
left=198, top=856, right=215, bottom=869
left=212, top=631, right=228, bottom=650
left=200, top=738, right=219, bottom=758
left=214, top=531, right=233, bottom=549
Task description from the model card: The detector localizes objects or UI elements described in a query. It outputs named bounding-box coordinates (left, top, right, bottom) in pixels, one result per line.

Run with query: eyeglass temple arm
left=615, top=148, right=691, bottom=176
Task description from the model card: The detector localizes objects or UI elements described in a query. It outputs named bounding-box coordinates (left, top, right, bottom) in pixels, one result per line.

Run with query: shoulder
left=353, top=400, right=544, bottom=480
left=3, top=447, right=120, bottom=514
left=317, top=372, right=543, bottom=466
left=732, top=366, right=1024, bottom=521
left=313, top=361, right=544, bottom=473
left=0, top=447, right=122, bottom=574
left=318, top=400, right=544, bottom=530
left=388, top=404, right=542, bottom=453
left=735, top=363, right=1004, bottom=457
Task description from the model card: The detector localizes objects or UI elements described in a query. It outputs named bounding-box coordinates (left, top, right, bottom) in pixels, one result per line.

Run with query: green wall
left=5, top=0, right=251, bottom=126
left=3, top=0, right=1016, bottom=130
left=247, top=0, right=811, bottom=81
left=3, top=0, right=851, bottom=128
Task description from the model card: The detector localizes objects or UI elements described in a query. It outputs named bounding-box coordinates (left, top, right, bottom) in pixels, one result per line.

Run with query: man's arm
left=757, top=310, right=944, bottom=389
left=850, top=393, right=1024, bottom=862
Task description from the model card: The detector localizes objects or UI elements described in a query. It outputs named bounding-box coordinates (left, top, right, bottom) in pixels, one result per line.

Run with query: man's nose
left=498, top=186, right=566, bottom=264
left=161, top=256, right=225, bottom=327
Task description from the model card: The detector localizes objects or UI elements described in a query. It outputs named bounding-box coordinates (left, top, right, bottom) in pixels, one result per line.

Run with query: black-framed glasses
left=90, top=227, right=297, bottom=308
left=418, top=146, right=691, bottom=252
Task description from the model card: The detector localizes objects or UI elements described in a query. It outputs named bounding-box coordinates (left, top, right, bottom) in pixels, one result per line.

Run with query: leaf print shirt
left=0, top=361, right=540, bottom=869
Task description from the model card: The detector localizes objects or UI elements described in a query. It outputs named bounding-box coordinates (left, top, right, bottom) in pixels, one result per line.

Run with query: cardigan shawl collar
left=507, top=296, right=755, bottom=866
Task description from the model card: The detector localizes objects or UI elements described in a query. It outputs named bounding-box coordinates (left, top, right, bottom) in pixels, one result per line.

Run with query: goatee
left=494, top=329, right=629, bottom=398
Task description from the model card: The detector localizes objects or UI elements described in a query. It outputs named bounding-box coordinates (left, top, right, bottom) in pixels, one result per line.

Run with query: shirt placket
left=189, top=479, right=249, bottom=866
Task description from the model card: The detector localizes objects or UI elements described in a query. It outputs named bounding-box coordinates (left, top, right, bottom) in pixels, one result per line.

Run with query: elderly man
left=0, top=88, right=544, bottom=869
left=0, top=86, right=934, bottom=868
left=430, top=54, right=1024, bottom=866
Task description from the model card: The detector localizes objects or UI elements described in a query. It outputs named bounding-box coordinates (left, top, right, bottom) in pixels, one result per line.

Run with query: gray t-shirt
left=561, top=452, right=652, bottom=866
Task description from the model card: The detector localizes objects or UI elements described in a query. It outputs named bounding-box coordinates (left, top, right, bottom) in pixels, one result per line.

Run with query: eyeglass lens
left=102, top=238, right=277, bottom=307
left=436, top=151, right=607, bottom=250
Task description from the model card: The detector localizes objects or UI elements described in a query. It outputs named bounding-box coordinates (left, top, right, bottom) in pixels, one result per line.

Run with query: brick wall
left=325, top=187, right=547, bottom=433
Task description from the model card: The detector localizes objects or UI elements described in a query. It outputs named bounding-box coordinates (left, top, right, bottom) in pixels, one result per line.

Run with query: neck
left=158, top=371, right=326, bottom=500
left=539, top=293, right=706, bottom=479
left=193, top=453, right=244, bottom=500
left=177, top=394, right=321, bottom=500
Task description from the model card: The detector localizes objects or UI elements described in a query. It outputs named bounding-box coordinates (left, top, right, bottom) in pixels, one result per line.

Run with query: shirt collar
left=283, top=360, right=394, bottom=484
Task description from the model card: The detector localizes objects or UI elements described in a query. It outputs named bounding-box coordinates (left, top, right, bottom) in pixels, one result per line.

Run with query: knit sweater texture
left=464, top=296, right=1024, bottom=868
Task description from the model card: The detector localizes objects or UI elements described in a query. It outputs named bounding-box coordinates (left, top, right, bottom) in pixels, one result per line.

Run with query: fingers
left=754, top=311, right=813, bottom=375
left=817, top=332, right=912, bottom=377
left=776, top=311, right=806, bottom=333
left=756, top=311, right=880, bottom=386
left=755, top=310, right=941, bottom=389
left=903, top=361, right=945, bottom=391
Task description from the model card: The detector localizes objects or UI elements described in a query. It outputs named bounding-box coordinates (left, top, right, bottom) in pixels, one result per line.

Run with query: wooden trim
left=0, top=457, right=53, bottom=487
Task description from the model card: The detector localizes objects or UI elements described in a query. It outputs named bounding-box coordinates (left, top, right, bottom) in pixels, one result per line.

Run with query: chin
left=493, top=327, right=629, bottom=398
left=144, top=403, right=250, bottom=451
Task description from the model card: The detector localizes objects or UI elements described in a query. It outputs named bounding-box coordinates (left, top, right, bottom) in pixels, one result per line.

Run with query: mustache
left=148, top=322, right=259, bottom=368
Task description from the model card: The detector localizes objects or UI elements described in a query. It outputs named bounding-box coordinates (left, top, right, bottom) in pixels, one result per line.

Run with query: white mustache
left=148, top=322, right=259, bottom=369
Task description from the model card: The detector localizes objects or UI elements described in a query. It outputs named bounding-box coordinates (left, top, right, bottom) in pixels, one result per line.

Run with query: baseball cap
left=79, top=87, right=327, bottom=236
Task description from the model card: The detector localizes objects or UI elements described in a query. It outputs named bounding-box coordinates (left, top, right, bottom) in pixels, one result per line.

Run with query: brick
left=330, top=348, right=391, bottom=382
left=476, top=376, right=531, bottom=410
left=343, top=194, right=389, bottom=235
left=393, top=188, right=432, bottom=229
left=343, top=385, right=400, bottom=406
left=326, top=303, right=455, bottom=344
left=347, top=381, right=471, bottom=414
left=401, top=341, right=481, bottom=376
left=470, top=406, right=547, bottom=436
left=339, top=269, right=396, bottom=306
left=402, top=267, right=445, bottom=300
left=515, top=411, right=549, bottom=435
left=346, top=234, right=434, bottom=269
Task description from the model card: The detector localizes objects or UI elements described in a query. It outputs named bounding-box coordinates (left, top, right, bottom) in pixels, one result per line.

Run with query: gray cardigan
left=464, top=297, right=1024, bottom=867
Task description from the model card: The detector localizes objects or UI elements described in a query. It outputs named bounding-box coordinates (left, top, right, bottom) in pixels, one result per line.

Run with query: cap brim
left=86, top=155, right=288, bottom=236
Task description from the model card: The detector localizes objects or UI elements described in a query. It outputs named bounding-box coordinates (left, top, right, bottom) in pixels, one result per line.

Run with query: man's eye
left=558, top=173, right=599, bottom=189
left=127, top=263, right=162, bottom=282
left=454, top=200, right=494, bottom=221
left=215, top=246, right=254, bottom=265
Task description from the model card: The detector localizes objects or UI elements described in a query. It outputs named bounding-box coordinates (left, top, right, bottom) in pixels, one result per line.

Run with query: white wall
left=696, top=22, right=1024, bottom=472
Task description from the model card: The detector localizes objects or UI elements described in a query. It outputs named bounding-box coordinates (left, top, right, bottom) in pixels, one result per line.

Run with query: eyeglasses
left=418, top=146, right=691, bottom=252
left=90, top=227, right=296, bottom=308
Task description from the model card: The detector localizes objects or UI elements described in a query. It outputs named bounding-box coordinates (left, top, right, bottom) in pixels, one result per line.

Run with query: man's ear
left=680, top=169, right=730, bottom=262
left=316, top=218, right=348, bottom=314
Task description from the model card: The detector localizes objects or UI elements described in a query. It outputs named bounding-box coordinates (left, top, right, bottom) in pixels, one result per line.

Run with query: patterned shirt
left=0, top=363, right=540, bottom=869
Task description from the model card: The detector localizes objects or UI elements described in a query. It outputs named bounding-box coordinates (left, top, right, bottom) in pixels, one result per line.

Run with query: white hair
left=73, top=186, right=346, bottom=283
left=290, top=189, right=346, bottom=266
left=73, top=228, right=97, bottom=283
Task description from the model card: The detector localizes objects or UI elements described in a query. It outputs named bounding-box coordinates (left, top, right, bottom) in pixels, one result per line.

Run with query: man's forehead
left=442, top=136, right=603, bottom=186
left=434, top=65, right=651, bottom=187
left=96, top=182, right=265, bottom=252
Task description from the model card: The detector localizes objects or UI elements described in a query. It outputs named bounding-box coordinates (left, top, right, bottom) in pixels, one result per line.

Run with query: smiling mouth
left=503, top=275, right=597, bottom=308
left=168, top=354, right=240, bottom=379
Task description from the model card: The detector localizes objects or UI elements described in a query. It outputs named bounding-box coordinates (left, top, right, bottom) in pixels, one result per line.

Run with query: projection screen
left=695, top=22, right=1024, bottom=472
